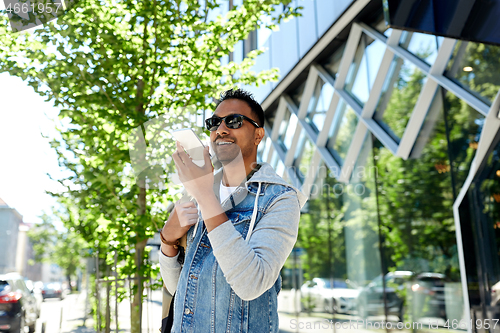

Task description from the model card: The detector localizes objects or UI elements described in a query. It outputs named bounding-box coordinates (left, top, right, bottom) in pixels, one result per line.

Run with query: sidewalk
left=54, top=289, right=163, bottom=333
left=60, top=292, right=96, bottom=333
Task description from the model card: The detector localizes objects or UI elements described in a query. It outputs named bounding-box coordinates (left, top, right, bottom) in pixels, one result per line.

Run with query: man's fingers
left=176, top=201, right=196, bottom=209
left=172, top=148, right=183, bottom=170
left=175, top=141, right=192, bottom=164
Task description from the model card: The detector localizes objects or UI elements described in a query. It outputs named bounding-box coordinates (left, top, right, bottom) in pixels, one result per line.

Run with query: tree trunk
left=66, top=274, right=73, bottom=292
left=130, top=239, right=148, bottom=333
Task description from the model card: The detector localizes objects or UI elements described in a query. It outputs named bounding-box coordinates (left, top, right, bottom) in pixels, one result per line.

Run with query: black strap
left=161, top=293, right=175, bottom=333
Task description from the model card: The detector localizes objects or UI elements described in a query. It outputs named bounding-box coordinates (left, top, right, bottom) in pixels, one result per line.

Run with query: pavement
left=48, top=290, right=403, bottom=333
left=48, top=289, right=164, bottom=333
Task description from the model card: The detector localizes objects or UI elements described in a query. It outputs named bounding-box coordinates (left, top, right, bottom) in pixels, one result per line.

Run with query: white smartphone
left=172, top=128, right=207, bottom=167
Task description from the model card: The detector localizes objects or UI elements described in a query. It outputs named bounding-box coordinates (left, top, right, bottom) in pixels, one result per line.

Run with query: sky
left=0, top=72, right=64, bottom=223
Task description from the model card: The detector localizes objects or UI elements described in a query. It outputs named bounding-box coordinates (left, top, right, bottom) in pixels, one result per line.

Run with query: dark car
left=357, top=271, right=412, bottom=321
left=0, top=273, right=38, bottom=333
left=357, top=271, right=448, bottom=322
left=41, top=282, right=64, bottom=300
left=411, top=272, right=447, bottom=320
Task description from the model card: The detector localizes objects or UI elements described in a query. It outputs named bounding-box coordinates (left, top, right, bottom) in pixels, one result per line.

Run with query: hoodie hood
left=244, top=163, right=308, bottom=209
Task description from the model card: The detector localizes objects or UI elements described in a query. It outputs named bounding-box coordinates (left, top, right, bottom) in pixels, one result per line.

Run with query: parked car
left=411, top=272, right=447, bottom=320
left=356, top=271, right=413, bottom=321
left=301, top=278, right=359, bottom=314
left=0, top=272, right=38, bottom=333
left=41, top=282, right=65, bottom=301
left=357, top=271, right=448, bottom=321
left=24, top=280, right=43, bottom=318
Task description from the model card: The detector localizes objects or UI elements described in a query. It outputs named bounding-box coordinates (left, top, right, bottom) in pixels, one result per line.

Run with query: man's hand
left=176, top=201, right=198, bottom=227
left=160, top=200, right=197, bottom=257
left=162, top=201, right=196, bottom=243
left=172, top=141, right=214, bottom=201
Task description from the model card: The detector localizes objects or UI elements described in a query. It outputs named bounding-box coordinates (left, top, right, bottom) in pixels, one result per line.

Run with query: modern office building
left=239, top=0, right=500, bottom=331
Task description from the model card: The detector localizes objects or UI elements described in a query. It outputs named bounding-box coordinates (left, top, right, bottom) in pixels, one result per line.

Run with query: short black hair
left=215, top=89, right=265, bottom=127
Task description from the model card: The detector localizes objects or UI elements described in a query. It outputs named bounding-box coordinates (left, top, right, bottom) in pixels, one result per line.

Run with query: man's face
left=209, top=99, right=262, bottom=164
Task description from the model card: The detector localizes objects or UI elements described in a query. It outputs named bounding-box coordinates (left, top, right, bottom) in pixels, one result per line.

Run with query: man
left=159, top=89, right=307, bottom=333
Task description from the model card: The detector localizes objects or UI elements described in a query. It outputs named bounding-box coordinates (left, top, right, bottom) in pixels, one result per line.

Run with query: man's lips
left=214, top=137, right=235, bottom=146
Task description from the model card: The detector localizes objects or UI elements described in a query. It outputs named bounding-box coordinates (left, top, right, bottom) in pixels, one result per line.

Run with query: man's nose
left=216, top=120, right=230, bottom=135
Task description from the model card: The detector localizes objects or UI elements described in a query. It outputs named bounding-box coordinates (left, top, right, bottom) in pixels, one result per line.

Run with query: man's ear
left=254, top=127, right=265, bottom=145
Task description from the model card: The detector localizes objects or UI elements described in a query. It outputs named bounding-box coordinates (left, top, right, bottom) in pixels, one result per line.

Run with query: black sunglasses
left=205, top=114, right=261, bottom=131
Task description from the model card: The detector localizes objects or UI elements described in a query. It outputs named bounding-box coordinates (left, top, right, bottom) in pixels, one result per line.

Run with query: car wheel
left=323, top=299, right=337, bottom=314
left=323, top=300, right=331, bottom=314
left=14, top=314, right=25, bottom=333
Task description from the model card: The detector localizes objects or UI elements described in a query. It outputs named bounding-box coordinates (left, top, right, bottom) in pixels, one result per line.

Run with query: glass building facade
left=245, top=0, right=500, bottom=332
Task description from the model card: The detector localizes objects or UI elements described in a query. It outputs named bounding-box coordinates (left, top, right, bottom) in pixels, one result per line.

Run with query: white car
left=301, top=278, right=359, bottom=314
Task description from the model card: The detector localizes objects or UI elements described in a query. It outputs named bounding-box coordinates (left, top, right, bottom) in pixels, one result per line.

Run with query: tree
left=0, top=1, right=300, bottom=331
left=27, top=213, right=86, bottom=291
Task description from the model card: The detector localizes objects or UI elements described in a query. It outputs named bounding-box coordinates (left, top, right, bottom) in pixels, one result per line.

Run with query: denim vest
left=171, top=168, right=294, bottom=333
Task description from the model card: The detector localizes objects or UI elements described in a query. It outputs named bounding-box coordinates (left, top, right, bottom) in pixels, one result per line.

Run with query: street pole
left=96, top=251, right=101, bottom=333
left=114, top=251, right=118, bottom=333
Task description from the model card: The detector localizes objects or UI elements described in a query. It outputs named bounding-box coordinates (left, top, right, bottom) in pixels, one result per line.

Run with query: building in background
left=0, top=199, right=44, bottom=282
left=0, top=197, right=21, bottom=273
left=227, top=0, right=500, bottom=331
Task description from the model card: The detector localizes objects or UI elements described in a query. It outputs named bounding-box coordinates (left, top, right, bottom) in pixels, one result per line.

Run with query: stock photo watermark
left=289, top=318, right=498, bottom=331
left=3, top=0, right=77, bottom=32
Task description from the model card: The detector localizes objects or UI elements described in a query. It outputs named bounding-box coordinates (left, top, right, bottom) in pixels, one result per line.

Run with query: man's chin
left=215, top=151, right=243, bottom=165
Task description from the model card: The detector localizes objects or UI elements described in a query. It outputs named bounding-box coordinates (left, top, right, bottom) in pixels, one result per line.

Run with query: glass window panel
left=370, top=120, right=465, bottom=327
left=261, top=137, right=272, bottom=162
left=257, top=136, right=267, bottom=163
left=306, top=77, right=334, bottom=133
left=457, top=138, right=500, bottom=324
left=400, top=31, right=443, bottom=65
left=344, top=34, right=386, bottom=105
left=264, top=104, right=278, bottom=129
left=445, top=40, right=500, bottom=105
left=320, top=44, right=345, bottom=79
left=271, top=16, right=299, bottom=79
left=297, top=0, right=318, bottom=58
left=374, top=55, right=427, bottom=142
left=293, top=133, right=314, bottom=183
left=295, top=161, right=362, bottom=317
left=270, top=150, right=279, bottom=169
left=281, top=111, right=299, bottom=151
left=276, top=159, right=285, bottom=178
left=289, top=81, right=306, bottom=109
left=326, top=99, right=358, bottom=164
left=277, top=108, right=291, bottom=145
left=291, top=92, right=475, bottom=330
left=245, top=38, right=272, bottom=103
left=233, top=40, right=244, bottom=63
left=315, top=0, right=353, bottom=37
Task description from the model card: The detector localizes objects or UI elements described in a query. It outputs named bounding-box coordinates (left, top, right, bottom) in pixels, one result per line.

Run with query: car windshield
left=0, top=281, right=9, bottom=293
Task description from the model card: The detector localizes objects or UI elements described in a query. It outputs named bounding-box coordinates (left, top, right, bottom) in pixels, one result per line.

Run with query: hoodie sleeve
left=159, top=250, right=182, bottom=295
left=207, top=189, right=300, bottom=301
